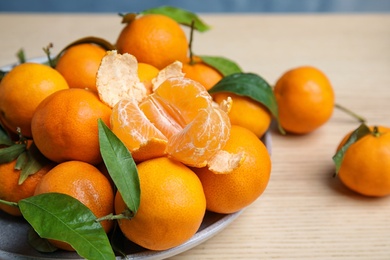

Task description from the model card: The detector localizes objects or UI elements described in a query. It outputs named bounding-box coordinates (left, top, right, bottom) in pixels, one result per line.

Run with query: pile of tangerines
left=0, top=6, right=389, bottom=259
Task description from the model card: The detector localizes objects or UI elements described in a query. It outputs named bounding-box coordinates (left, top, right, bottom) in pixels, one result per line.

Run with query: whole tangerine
left=182, top=56, right=223, bottom=90
left=213, top=92, right=272, bottom=138
left=0, top=63, right=69, bottom=137
left=336, top=126, right=390, bottom=197
left=34, top=160, right=114, bottom=251
left=31, top=88, right=111, bottom=165
left=116, top=14, right=188, bottom=69
left=193, top=125, right=271, bottom=214
left=0, top=159, right=53, bottom=216
left=55, top=43, right=107, bottom=92
left=115, top=157, right=206, bottom=251
left=274, top=66, right=335, bottom=134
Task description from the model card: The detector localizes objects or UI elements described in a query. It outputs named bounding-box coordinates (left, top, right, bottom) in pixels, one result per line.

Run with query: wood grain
left=1, top=13, right=389, bottom=259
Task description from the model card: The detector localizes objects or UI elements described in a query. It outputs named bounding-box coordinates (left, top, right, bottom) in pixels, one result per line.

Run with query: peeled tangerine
left=96, top=51, right=241, bottom=172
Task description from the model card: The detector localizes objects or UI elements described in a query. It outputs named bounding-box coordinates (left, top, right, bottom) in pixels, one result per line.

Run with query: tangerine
left=116, top=14, right=188, bottom=69
left=0, top=160, right=53, bottom=216
left=0, top=63, right=69, bottom=137
left=55, top=43, right=106, bottom=92
left=182, top=56, right=223, bottom=90
left=137, top=62, right=159, bottom=94
left=31, top=88, right=112, bottom=165
left=213, top=92, right=272, bottom=138
left=115, top=157, right=206, bottom=251
left=273, top=66, right=335, bottom=134
left=336, top=126, right=390, bottom=197
left=34, top=160, right=114, bottom=250
left=193, top=125, right=271, bottom=214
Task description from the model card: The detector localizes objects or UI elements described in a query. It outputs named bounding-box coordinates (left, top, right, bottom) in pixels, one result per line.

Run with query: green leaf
left=98, top=119, right=140, bottom=215
left=199, top=55, right=242, bottom=76
left=28, top=228, right=58, bottom=253
left=141, top=6, right=211, bottom=32
left=18, top=142, right=51, bottom=185
left=17, top=48, right=26, bottom=64
left=0, top=143, right=26, bottom=164
left=0, top=125, right=13, bottom=146
left=332, top=123, right=371, bottom=176
left=209, top=72, right=285, bottom=134
left=19, top=193, right=115, bottom=260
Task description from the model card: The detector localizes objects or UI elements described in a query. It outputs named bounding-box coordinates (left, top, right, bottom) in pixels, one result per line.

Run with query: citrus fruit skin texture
left=274, top=66, right=335, bottom=134
left=55, top=43, right=106, bottom=93
left=213, top=92, right=272, bottom=138
left=31, top=88, right=112, bottom=165
left=0, top=160, right=52, bottom=216
left=34, top=160, right=114, bottom=251
left=115, top=157, right=206, bottom=251
left=193, top=125, right=271, bottom=214
left=0, top=62, right=69, bottom=137
left=116, top=14, right=188, bottom=70
left=137, top=62, right=159, bottom=95
left=337, top=126, right=390, bottom=197
left=182, top=57, right=223, bottom=90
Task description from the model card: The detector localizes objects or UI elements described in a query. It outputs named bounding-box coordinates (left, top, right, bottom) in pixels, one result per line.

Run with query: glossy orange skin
left=193, top=125, right=271, bottom=214
left=31, top=88, right=111, bottom=165
left=116, top=14, right=188, bottom=70
left=274, top=66, right=335, bottom=134
left=55, top=43, right=107, bottom=93
left=34, top=160, right=114, bottom=251
left=0, top=63, right=69, bottom=137
left=0, top=160, right=53, bottom=216
left=115, top=157, right=206, bottom=251
left=337, top=126, right=390, bottom=197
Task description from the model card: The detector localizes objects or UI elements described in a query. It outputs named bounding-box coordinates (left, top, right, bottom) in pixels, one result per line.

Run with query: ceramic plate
left=0, top=58, right=272, bottom=259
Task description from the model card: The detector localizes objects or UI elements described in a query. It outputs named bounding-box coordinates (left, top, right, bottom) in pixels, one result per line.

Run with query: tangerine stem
left=0, top=198, right=18, bottom=208
left=42, top=43, right=55, bottom=68
left=372, top=126, right=381, bottom=137
left=335, top=103, right=366, bottom=123
left=95, top=210, right=135, bottom=222
left=188, top=19, right=195, bottom=65
left=16, top=48, right=26, bottom=64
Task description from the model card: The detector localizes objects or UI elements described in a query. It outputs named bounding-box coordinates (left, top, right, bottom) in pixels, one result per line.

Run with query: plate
left=0, top=58, right=272, bottom=259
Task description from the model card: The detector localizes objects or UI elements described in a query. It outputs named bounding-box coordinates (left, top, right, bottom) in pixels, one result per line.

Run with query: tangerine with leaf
left=115, top=157, right=206, bottom=251
left=34, top=160, right=115, bottom=251
left=333, top=124, right=390, bottom=197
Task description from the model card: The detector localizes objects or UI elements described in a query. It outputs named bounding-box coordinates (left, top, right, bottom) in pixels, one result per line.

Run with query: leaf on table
left=98, top=119, right=140, bottom=216
left=209, top=72, right=285, bottom=134
left=141, top=5, right=211, bottom=32
left=332, top=123, right=371, bottom=176
left=19, top=193, right=116, bottom=260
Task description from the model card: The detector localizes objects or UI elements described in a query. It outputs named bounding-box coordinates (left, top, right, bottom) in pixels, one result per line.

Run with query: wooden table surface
left=1, top=13, right=390, bottom=259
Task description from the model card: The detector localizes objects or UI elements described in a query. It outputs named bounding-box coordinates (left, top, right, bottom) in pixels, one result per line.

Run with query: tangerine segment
left=110, top=99, right=168, bottom=162
left=110, top=76, right=232, bottom=166
left=153, top=77, right=211, bottom=124
left=167, top=106, right=231, bottom=168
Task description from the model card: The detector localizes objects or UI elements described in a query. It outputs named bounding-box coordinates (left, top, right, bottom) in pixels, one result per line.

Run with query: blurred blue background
left=1, top=0, right=390, bottom=13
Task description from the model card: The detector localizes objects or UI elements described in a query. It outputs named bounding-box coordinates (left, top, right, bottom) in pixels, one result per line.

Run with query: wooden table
left=1, top=13, right=390, bottom=259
